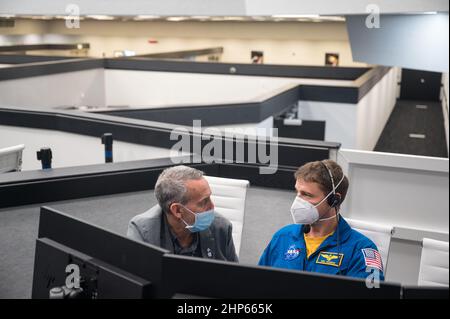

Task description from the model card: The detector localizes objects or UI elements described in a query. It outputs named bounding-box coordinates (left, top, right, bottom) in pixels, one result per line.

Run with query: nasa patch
left=284, top=244, right=301, bottom=261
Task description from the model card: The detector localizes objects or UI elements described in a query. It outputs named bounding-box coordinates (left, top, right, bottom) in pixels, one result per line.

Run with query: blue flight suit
left=259, top=217, right=385, bottom=280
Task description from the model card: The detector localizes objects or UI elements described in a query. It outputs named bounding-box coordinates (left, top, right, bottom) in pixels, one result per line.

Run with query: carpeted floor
left=374, top=99, right=448, bottom=158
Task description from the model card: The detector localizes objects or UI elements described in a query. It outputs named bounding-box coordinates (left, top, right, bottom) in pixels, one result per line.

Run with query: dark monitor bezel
left=34, top=206, right=170, bottom=298
left=162, top=253, right=402, bottom=299
left=402, top=285, right=449, bottom=299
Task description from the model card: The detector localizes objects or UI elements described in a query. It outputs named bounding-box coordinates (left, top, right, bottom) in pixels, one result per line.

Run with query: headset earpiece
left=328, top=193, right=341, bottom=208
left=321, top=161, right=343, bottom=208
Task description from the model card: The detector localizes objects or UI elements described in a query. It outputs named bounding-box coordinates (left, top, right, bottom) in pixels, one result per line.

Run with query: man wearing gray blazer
left=127, top=165, right=238, bottom=262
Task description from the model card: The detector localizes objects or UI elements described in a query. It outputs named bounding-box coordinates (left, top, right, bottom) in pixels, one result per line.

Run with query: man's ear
left=169, top=203, right=182, bottom=218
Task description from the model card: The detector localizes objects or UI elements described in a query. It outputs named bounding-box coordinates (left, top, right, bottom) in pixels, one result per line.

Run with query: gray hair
left=154, top=165, right=204, bottom=213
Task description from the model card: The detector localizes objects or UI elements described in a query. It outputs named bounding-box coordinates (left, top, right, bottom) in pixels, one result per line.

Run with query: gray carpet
left=0, top=186, right=293, bottom=299
left=374, top=99, right=448, bottom=158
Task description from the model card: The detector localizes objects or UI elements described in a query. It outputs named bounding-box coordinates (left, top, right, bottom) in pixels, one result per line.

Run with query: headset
left=320, top=161, right=343, bottom=209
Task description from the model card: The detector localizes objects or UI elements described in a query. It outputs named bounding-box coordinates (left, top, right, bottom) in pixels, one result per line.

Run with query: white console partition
left=298, top=67, right=399, bottom=150
left=104, top=69, right=307, bottom=108
left=0, top=144, right=25, bottom=173
left=338, top=149, right=449, bottom=238
left=0, top=68, right=106, bottom=109
left=0, top=125, right=190, bottom=171
left=337, top=148, right=449, bottom=284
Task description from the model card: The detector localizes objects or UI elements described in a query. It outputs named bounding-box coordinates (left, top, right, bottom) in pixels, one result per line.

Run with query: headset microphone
left=303, top=224, right=311, bottom=234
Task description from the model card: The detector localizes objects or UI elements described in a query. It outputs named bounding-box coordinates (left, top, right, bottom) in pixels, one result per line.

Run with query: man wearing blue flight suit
left=259, top=160, right=385, bottom=281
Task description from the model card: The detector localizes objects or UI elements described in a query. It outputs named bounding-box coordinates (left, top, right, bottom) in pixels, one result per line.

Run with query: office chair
left=204, top=175, right=250, bottom=257
left=418, top=238, right=449, bottom=287
left=346, top=218, right=394, bottom=273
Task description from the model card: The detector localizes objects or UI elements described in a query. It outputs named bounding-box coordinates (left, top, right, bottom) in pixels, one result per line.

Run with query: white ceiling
left=0, top=0, right=448, bottom=17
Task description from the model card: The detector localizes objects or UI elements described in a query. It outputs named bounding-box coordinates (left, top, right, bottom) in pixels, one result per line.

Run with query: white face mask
left=290, top=174, right=345, bottom=225
left=290, top=196, right=335, bottom=225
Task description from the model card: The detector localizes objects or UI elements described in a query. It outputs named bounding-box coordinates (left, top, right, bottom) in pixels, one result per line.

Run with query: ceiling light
left=319, top=16, right=346, bottom=22
left=191, top=16, right=210, bottom=20
left=223, top=16, right=246, bottom=21
left=133, top=15, right=160, bottom=20
left=30, top=15, right=53, bottom=20
left=251, top=16, right=267, bottom=21
left=272, top=14, right=320, bottom=19
left=166, top=16, right=188, bottom=22
left=86, top=15, right=115, bottom=20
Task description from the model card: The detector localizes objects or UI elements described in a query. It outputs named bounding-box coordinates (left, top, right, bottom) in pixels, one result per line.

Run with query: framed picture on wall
left=251, top=51, right=264, bottom=64
left=325, top=53, right=339, bottom=66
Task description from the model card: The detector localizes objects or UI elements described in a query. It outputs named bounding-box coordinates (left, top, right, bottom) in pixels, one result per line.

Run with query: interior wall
left=0, top=68, right=105, bottom=109
left=356, top=67, right=399, bottom=151
left=0, top=18, right=48, bottom=37
left=45, top=19, right=349, bottom=40
left=347, top=13, right=449, bottom=73
left=297, top=68, right=399, bottom=150
left=48, top=35, right=363, bottom=66
left=104, top=69, right=300, bottom=107
left=0, top=19, right=368, bottom=66
left=338, top=150, right=449, bottom=234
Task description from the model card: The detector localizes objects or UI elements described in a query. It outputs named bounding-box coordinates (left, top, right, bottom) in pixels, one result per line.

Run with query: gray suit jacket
left=127, top=205, right=238, bottom=262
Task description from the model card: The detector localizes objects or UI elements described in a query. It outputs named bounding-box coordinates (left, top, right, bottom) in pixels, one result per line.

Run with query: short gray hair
left=154, top=165, right=204, bottom=213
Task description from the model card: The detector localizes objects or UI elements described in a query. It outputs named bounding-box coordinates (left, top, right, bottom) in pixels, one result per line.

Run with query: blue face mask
left=181, top=205, right=215, bottom=233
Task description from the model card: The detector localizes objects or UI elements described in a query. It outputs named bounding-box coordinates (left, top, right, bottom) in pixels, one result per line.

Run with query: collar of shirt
left=304, top=231, right=335, bottom=258
left=162, top=213, right=200, bottom=256
left=298, top=217, right=353, bottom=254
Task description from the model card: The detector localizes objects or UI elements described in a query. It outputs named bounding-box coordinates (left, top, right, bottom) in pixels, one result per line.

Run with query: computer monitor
left=402, top=286, right=449, bottom=299
left=32, top=206, right=169, bottom=299
left=162, top=254, right=402, bottom=299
